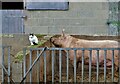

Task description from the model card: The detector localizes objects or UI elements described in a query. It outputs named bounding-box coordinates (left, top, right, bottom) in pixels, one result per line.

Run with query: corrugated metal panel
left=26, top=0, right=69, bottom=10
left=2, top=10, right=24, bottom=34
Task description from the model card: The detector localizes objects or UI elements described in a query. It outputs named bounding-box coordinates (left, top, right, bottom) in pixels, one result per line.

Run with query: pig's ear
left=62, top=29, right=65, bottom=37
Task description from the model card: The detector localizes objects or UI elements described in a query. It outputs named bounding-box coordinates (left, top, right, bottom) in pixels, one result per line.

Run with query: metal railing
left=21, top=47, right=120, bottom=83
left=1, top=46, right=15, bottom=83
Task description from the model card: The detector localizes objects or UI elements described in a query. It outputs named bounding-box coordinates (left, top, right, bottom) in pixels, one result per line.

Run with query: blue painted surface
left=26, top=2, right=69, bottom=10
left=2, top=10, right=24, bottom=34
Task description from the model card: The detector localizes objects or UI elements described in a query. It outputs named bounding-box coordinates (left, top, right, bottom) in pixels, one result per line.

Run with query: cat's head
left=29, top=33, right=34, bottom=38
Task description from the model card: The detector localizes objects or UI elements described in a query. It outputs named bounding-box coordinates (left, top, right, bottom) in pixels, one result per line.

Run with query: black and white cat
left=29, top=33, right=38, bottom=45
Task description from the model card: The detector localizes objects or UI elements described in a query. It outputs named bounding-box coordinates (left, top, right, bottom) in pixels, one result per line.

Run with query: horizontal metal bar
left=27, top=47, right=120, bottom=51
left=0, top=45, right=11, bottom=48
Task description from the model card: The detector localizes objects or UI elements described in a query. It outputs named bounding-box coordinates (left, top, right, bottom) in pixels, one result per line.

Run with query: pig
left=50, top=31, right=119, bottom=71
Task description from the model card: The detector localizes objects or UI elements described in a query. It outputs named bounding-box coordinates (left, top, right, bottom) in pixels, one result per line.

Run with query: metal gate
left=2, top=10, right=25, bottom=34
left=20, top=47, right=120, bottom=83
left=0, top=46, right=15, bottom=83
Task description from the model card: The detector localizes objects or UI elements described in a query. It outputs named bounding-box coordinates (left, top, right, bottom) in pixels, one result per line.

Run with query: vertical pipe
left=44, top=51, right=46, bottom=82
left=29, top=50, right=32, bottom=83
left=8, top=47, right=11, bottom=83
left=74, top=49, right=76, bottom=82
left=96, top=50, right=99, bottom=82
left=81, top=50, right=84, bottom=82
left=23, top=0, right=26, bottom=9
left=89, top=50, right=92, bottom=82
left=66, top=50, right=69, bottom=82
left=2, top=47, right=4, bottom=83
left=52, top=50, right=54, bottom=82
left=118, top=48, right=120, bottom=84
left=23, top=48, right=26, bottom=83
left=112, top=50, right=114, bottom=82
left=59, top=50, right=62, bottom=82
left=104, top=50, right=107, bottom=82
left=37, top=50, right=40, bottom=83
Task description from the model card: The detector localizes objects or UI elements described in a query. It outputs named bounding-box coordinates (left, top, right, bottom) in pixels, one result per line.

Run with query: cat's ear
left=32, top=33, right=34, bottom=36
left=29, top=33, right=32, bottom=35
left=29, top=33, right=34, bottom=36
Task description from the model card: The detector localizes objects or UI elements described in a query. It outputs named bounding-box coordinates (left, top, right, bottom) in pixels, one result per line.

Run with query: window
left=2, top=2, right=24, bottom=10
left=25, top=0, right=69, bottom=10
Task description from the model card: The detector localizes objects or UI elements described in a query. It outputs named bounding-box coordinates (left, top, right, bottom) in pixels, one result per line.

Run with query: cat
left=29, top=33, right=38, bottom=45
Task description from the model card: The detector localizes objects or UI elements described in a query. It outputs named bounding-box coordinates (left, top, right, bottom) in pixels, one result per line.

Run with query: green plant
left=28, top=40, right=47, bottom=48
left=110, top=21, right=120, bottom=26
left=14, top=50, right=30, bottom=62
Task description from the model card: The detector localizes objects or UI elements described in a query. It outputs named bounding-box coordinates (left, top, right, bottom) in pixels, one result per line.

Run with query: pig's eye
left=61, top=37, right=66, bottom=40
left=61, top=38, right=63, bottom=40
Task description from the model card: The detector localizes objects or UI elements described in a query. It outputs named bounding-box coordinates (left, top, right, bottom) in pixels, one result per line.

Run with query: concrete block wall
left=24, top=2, right=109, bottom=35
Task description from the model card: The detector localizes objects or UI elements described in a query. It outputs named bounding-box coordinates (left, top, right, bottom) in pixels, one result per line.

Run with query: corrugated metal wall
left=2, top=10, right=24, bottom=34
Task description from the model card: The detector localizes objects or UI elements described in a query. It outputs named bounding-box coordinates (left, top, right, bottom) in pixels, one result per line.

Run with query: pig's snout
left=50, top=37, right=52, bottom=42
left=50, top=37, right=55, bottom=43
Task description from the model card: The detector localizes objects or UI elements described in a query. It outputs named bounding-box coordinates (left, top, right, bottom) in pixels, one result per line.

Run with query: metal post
left=52, top=50, right=54, bottom=82
left=29, top=50, right=32, bottom=83
left=44, top=51, right=46, bottom=82
left=8, top=47, right=11, bottom=83
left=96, top=50, right=99, bottom=82
left=112, top=50, right=114, bottom=82
left=66, top=50, right=69, bottom=82
left=74, top=49, right=77, bottom=82
left=81, top=50, right=84, bottom=82
left=89, top=50, right=92, bottom=82
left=119, top=49, right=120, bottom=83
left=104, top=50, right=107, bottom=82
left=37, top=50, right=40, bottom=83
left=2, top=47, right=5, bottom=83
left=59, top=50, right=62, bottom=82
left=23, top=48, right=26, bottom=83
